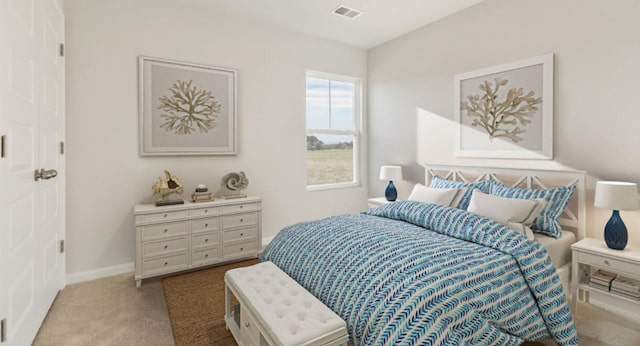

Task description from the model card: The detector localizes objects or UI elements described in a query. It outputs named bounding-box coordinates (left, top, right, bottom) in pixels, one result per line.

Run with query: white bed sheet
left=534, top=231, right=576, bottom=268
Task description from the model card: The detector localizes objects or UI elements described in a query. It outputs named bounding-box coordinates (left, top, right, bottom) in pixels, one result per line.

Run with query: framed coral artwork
left=139, top=56, right=236, bottom=156
left=454, top=54, right=553, bottom=159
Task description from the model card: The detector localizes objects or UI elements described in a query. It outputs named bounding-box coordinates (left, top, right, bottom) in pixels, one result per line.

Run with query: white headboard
left=424, top=163, right=586, bottom=240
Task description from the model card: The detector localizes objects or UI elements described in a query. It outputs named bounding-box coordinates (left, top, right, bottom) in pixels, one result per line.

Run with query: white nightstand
left=571, top=238, right=640, bottom=311
left=367, top=197, right=400, bottom=208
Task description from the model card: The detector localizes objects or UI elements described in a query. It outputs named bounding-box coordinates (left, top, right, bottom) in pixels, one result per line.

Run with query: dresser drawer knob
left=240, top=233, right=243, bottom=237
left=163, top=214, right=168, bottom=218
left=240, top=247, right=244, bottom=251
left=205, top=238, right=209, bottom=242
left=245, top=321, right=250, bottom=328
left=204, top=209, right=208, bottom=213
left=604, top=260, right=610, bottom=266
left=164, top=262, right=168, bottom=266
left=204, top=223, right=208, bottom=227
left=164, top=245, right=168, bottom=249
left=164, top=229, right=168, bottom=233
left=240, top=218, right=243, bottom=222
left=240, top=206, right=244, bottom=209
left=205, top=254, right=209, bottom=258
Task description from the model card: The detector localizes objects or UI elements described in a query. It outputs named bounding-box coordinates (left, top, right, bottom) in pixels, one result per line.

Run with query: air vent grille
left=332, top=5, right=363, bottom=19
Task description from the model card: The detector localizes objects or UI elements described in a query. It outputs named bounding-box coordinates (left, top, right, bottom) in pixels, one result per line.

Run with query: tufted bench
left=224, top=261, right=348, bottom=346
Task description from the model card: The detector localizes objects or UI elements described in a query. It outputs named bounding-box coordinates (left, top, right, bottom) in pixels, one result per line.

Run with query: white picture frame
left=454, top=54, right=553, bottom=159
left=139, top=56, right=237, bottom=156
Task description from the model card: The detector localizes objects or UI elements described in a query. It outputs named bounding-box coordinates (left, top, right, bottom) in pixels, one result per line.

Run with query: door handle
left=34, top=168, right=58, bottom=181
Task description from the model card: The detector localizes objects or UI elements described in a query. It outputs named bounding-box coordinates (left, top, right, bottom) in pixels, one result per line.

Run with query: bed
left=261, top=164, right=585, bottom=345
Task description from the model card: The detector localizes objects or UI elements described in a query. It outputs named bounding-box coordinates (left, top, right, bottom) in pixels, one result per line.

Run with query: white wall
left=65, top=0, right=367, bottom=276
left=368, top=0, right=640, bottom=246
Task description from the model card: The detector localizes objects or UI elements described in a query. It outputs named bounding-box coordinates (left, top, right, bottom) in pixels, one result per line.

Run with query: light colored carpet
left=33, top=268, right=640, bottom=346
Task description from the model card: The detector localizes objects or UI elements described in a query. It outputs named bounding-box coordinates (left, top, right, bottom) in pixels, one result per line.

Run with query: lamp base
left=604, top=210, right=628, bottom=250
left=385, top=181, right=397, bottom=202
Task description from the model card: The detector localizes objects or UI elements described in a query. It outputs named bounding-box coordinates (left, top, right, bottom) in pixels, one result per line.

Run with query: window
left=306, top=71, right=361, bottom=190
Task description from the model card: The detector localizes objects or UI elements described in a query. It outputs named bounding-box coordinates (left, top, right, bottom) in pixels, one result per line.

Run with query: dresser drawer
left=143, top=253, right=187, bottom=273
left=192, top=231, right=219, bottom=249
left=191, top=217, right=219, bottom=233
left=141, top=210, right=188, bottom=223
left=223, top=227, right=257, bottom=243
left=192, top=247, right=220, bottom=266
left=240, top=305, right=260, bottom=346
left=223, top=240, right=258, bottom=258
left=222, top=213, right=258, bottom=229
left=577, top=251, right=637, bottom=275
left=140, top=221, right=187, bottom=241
left=223, top=202, right=259, bottom=214
left=143, top=237, right=187, bottom=257
left=191, top=206, right=220, bottom=217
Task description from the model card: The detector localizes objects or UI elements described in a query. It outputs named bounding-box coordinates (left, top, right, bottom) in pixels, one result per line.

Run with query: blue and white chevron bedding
left=261, top=201, right=578, bottom=345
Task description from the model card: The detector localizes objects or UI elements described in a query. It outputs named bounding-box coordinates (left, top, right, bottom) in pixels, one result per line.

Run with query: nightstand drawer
left=141, top=222, right=187, bottom=240
left=577, top=251, right=637, bottom=274
left=143, top=237, right=187, bottom=257
left=191, top=217, right=219, bottom=233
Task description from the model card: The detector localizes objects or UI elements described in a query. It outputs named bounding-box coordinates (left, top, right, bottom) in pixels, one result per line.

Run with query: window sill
left=306, top=182, right=360, bottom=192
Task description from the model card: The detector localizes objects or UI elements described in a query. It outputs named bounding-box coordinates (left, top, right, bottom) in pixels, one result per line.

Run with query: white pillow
left=467, top=190, right=543, bottom=240
left=408, top=184, right=461, bottom=207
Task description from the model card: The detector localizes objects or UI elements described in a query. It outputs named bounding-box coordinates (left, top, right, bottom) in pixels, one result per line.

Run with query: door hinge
left=59, top=43, right=64, bottom=57
left=60, top=240, right=65, bottom=254
left=60, top=141, right=64, bottom=155
left=1, top=318, right=6, bottom=343
left=1, top=135, right=5, bottom=158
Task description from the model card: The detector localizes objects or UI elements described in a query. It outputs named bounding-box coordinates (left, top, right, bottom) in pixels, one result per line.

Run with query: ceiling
left=178, top=0, right=484, bottom=49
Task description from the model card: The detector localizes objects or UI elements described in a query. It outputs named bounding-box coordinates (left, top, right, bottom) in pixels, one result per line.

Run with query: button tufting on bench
left=225, top=261, right=348, bottom=346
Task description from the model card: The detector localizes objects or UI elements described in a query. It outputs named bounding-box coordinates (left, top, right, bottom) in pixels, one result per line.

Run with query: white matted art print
left=139, top=56, right=237, bottom=156
left=454, top=54, right=553, bottom=159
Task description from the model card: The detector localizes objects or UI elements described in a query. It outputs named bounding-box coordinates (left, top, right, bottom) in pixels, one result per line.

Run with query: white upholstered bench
left=224, top=261, right=348, bottom=346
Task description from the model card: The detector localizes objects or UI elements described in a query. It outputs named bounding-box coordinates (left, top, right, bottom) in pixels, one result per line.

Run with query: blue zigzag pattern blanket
left=261, top=201, right=578, bottom=345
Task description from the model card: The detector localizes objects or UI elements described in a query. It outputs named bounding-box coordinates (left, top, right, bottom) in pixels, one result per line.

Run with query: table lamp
left=594, top=181, right=639, bottom=250
left=379, top=165, right=403, bottom=202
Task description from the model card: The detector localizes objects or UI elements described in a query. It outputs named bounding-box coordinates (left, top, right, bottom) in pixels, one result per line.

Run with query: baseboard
left=66, top=262, right=134, bottom=285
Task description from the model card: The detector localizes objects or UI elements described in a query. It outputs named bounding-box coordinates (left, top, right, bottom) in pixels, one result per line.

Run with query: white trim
left=454, top=54, right=554, bottom=160
left=66, top=262, right=135, bottom=285
left=307, top=181, right=360, bottom=192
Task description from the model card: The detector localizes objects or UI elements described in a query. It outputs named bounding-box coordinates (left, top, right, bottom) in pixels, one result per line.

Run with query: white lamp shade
left=594, top=181, right=639, bottom=210
left=379, top=165, right=403, bottom=181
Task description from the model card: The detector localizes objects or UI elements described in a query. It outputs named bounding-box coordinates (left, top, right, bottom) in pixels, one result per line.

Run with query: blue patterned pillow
left=429, top=175, right=489, bottom=210
left=489, top=181, right=576, bottom=238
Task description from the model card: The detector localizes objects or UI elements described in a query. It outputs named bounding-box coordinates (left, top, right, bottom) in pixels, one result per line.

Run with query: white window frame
left=306, top=70, right=362, bottom=191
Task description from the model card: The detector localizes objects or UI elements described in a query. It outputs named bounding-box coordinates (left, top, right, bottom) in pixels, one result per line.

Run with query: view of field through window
left=306, top=74, right=358, bottom=187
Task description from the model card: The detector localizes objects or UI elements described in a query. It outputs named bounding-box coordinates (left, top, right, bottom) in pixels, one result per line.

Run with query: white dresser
left=134, top=196, right=262, bottom=287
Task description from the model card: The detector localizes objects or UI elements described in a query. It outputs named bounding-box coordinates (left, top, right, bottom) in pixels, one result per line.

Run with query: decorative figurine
left=192, top=184, right=214, bottom=203
left=152, top=170, right=185, bottom=206
left=214, top=171, right=249, bottom=199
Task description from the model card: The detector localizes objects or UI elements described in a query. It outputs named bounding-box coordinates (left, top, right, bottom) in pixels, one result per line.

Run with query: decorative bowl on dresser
left=134, top=196, right=262, bottom=287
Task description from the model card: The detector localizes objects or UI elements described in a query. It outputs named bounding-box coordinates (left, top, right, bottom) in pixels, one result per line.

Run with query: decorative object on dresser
left=152, top=170, right=185, bottom=206
left=133, top=196, right=262, bottom=287
left=138, top=56, right=237, bottom=156
left=192, top=184, right=214, bottom=203
left=225, top=261, right=348, bottom=346
left=594, top=181, right=639, bottom=250
left=571, top=238, right=640, bottom=311
left=214, top=171, right=249, bottom=199
left=454, top=54, right=554, bottom=159
left=379, top=165, right=403, bottom=201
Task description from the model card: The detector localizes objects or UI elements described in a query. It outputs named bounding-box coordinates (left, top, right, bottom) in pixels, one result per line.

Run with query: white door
left=0, top=0, right=65, bottom=344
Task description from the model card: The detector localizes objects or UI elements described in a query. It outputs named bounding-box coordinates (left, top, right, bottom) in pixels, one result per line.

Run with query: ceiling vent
left=332, top=5, right=363, bottom=19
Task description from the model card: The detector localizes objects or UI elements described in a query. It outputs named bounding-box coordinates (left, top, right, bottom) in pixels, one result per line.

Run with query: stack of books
left=589, top=269, right=617, bottom=291
left=611, top=276, right=640, bottom=301
left=192, top=191, right=214, bottom=203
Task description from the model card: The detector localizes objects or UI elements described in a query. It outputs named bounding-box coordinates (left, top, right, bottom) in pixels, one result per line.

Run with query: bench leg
left=225, top=284, right=230, bottom=330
